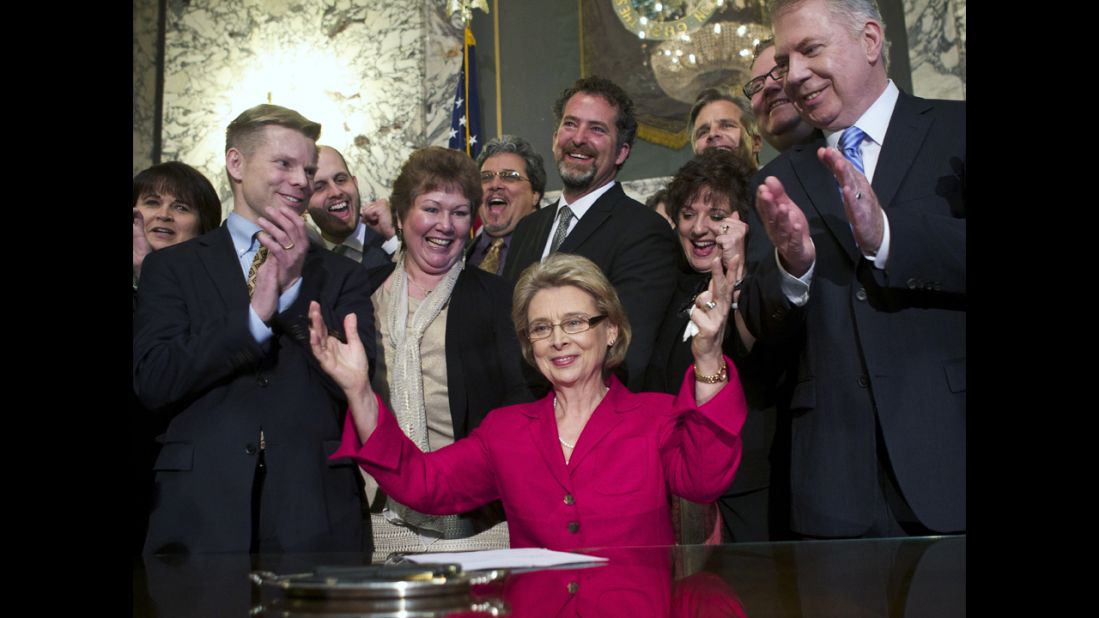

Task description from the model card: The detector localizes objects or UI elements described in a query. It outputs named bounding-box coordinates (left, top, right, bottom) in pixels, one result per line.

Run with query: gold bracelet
left=695, top=361, right=728, bottom=384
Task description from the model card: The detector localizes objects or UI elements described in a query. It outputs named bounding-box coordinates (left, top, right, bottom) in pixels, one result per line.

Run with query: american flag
left=447, top=27, right=482, bottom=161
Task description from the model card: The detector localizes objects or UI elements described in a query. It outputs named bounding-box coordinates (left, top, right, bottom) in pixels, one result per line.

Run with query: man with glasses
left=469, top=135, right=546, bottom=275
left=743, top=0, right=966, bottom=539
left=743, top=37, right=820, bottom=153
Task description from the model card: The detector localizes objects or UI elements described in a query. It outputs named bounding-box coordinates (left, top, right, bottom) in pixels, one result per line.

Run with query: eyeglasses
left=526, top=315, right=608, bottom=341
left=742, top=64, right=788, bottom=98
left=480, top=170, right=530, bottom=184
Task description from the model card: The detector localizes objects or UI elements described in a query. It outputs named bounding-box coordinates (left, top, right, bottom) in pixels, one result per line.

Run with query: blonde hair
left=225, top=104, right=321, bottom=155
left=512, top=253, right=632, bottom=374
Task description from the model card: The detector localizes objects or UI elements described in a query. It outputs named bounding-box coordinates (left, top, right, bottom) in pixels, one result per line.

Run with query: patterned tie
left=478, top=237, right=505, bottom=274
left=246, top=244, right=268, bottom=298
left=839, top=126, right=867, bottom=174
left=549, top=205, right=574, bottom=254
left=334, top=243, right=363, bottom=264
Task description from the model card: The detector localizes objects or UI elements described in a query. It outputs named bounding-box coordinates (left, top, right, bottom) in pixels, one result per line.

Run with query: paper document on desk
left=405, top=548, right=608, bottom=571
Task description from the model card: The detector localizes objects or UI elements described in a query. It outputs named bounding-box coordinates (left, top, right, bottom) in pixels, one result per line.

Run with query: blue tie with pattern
left=839, top=126, right=867, bottom=174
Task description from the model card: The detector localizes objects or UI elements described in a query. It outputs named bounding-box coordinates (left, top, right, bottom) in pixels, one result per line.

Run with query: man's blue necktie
left=839, top=126, right=867, bottom=174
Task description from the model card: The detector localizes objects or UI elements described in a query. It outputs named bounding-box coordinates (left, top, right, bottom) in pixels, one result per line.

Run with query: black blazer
left=365, top=262, right=536, bottom=440
left=741, top=92, right=966, bottom=536
left=644, top=268, right=783, bottom=498
left=502, top=183, right=679, bottom=392
left=359, top=224, right=393, bottom=271
left=134, top=226, right=378, bottom=554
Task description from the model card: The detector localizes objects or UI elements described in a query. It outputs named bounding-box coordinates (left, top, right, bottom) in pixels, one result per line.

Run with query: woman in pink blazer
left=310, top=253, right=746, bottom=550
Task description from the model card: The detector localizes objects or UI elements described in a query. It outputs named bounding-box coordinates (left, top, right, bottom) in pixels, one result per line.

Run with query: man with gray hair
left=743, top=0, right=965, bottom=538
left=468, top=135, right=546, bottom=275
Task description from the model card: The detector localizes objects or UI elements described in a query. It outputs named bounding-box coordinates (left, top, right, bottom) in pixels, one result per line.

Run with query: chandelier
left=617, top=0, right=770, bottom=104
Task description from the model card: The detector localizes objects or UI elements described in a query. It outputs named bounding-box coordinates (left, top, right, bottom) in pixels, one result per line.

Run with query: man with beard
left=502, top=76, right=678, bottom=392
left=467, top=135, right=545, bottom=276
left=306, top=145, right=392, bottom=270
left=742, top=37, right=821, bottom=153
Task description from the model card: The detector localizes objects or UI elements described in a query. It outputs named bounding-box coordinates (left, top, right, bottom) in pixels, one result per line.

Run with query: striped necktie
left=839, top=126, right=867, bottom=174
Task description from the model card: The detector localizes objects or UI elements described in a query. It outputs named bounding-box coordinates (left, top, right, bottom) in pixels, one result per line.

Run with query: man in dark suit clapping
left=134, top=104, right=376, bottom=554
left=743, top=0, right=965, bottom=538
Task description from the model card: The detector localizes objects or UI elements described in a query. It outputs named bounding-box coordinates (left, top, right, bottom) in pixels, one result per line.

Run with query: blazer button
left=855, top=288, right=867, bottom=301
left=257, top=375, right=270, bottom=387
left=856, top=375, right=869, bottom=388
left=568, top=521, right=580, bottom=533
left=563, top=493, right=575, bottom=505
left=567, top=581, right=579, bottom=594
left=245, top=443, right=258, bottom=455
left=906, top=278, right=919, bottom=289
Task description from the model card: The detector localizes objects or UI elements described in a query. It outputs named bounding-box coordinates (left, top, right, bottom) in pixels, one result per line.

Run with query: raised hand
left=308, top=301, right=379, bottom=439
left=133, top=208, right=151, bottom=282
left=361, top=198, right=396, bottom=241
left=755, top=176, right=815, bottom=277
left=818, top=146, right=884, bottom=255
left=713, top=212, right=748, bottom=285
left=256, top=204, right=308, bottom=292
left=690, top=255, right=734, bottom=366
left=689, top=257, right=735, bottom=404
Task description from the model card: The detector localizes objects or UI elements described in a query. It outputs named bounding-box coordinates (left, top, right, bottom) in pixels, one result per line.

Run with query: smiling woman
left=356, top=146, right=534, bottom=562
left=310, top=252, right=747, bottom=551
left=131, top=160, right=222, bottom=554
left=132, top=161, right=222, bottom=286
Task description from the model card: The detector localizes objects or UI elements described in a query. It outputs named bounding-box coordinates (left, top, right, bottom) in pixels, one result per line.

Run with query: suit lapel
left=446, top=270, right=471, bottom=437
left=528, top=203, right=558, bottom=259
left=564, top=378, right=635, bottom=472
left=872, top=92, right=932, bottom=209
left=198, top=226, right=251, bottom=309
left=788, top=142, right=860, bottom=265
left=558, top=186, right=619, bottom=253
left=527, top=397, right=572, bottom=491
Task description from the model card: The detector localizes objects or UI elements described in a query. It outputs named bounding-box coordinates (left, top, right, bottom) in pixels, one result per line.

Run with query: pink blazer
left=333, top=358, right=747, bottom=550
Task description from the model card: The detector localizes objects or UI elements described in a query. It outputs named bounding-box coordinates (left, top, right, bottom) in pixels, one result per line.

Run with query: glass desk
left=134, top=535, right=964, bottom=617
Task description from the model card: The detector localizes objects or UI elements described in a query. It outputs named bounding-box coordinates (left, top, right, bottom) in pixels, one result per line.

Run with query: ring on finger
left=721, top=224, right=729, bottom=234
left=282, top=242, right=295, bottom=250
left=855, top=191, right=862, bottom=200
left=704, top=300, right=717, bottom=310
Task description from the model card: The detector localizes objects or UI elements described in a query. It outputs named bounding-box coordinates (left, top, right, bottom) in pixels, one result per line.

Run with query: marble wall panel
left=904, top=0, right=966, bottom=100
left=425, top=1, right=465, bottom=148
left=158, top=0, right=431, bottom=216
left=133, top=0, right=160, bottom=176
